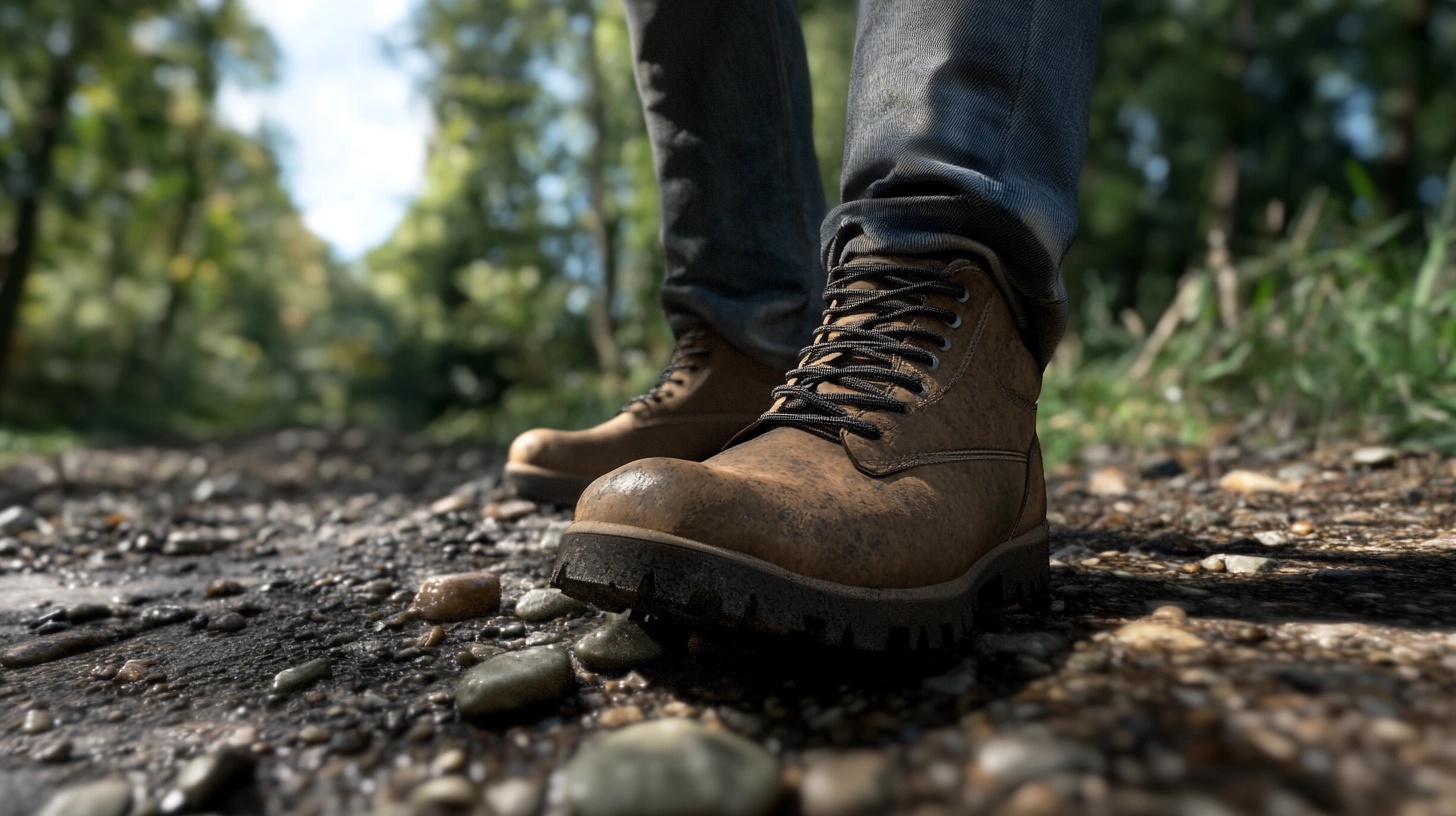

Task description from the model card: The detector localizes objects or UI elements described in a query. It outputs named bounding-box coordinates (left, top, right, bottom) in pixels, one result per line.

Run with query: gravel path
left=1, top=431, right=1453, bottom=815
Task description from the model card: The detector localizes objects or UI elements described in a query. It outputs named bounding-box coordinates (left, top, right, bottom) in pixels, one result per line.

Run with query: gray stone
left=800, top=752, right=899, bottom=816
left=0, top=629, right=118, bottom=668
left=23, top=709, right=54, bottom=734
left=514, top=588, right=587, bottom=622
left=1223, top=555, right=1275, bottom=574
left=574, top=616, right=663, bottom=673
left=975, top=735, right=1105, bottom=786
left=271, top=658, right=332, bottom=695
left=209, top=612, right=247, bottom=633
left=0, top=505, right=40, bottom=534
left=455, top=646, right=573, bottom=717
left=160, top=748, right=256, bottom=813
left=36, top=778, right=133, bottom=816
left=65, top=603, right=112, bottom=623
left=1352, top=446, right=1400, bottom=466
left=565, top=719, right=781, bottom=816
left=1253, top=531, right=1289, bottom=548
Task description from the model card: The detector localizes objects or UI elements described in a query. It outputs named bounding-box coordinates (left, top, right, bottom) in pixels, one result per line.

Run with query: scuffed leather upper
left=572, top=259, right=1047, bottom=589
left=507, top=330, right=785, bottom=479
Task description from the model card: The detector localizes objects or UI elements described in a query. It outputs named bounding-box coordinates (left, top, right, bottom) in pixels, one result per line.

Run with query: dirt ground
left=1, top=430, right=1454, bottom=815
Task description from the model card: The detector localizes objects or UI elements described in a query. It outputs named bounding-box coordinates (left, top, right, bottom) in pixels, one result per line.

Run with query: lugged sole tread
left=549, top=524, right=1049, bottom=652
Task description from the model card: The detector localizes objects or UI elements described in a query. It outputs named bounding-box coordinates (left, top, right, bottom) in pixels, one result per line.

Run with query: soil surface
left=1, top=430, right=1454, bottom=815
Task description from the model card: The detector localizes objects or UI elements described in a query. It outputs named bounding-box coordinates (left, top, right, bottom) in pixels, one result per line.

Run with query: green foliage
left=0, top=0, right=1452, bottom=454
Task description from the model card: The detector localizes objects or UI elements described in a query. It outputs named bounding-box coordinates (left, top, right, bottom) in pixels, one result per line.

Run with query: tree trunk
left=1382, top=0, right=1432, bottom=214
left=0, top=34, right=85, bottom=402
left=581, top=1, right=620, bottom=386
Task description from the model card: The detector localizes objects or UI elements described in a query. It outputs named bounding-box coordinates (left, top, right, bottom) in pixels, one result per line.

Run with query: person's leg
left=554, top=0, right=1103, bottom=649
left=827, top=0, right=1101, bottom=367
left=502, top=0, right=825, bottom=506
left=626, top=0, right=826, bottom=372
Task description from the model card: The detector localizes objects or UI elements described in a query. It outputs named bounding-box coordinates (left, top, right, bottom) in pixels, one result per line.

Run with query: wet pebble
left=35, top=777, right=133, bottom=816
left=116, top=659, right=155, bottom=683
left=35, top=739, right=74, bottom=763
left=800, top=751, right=899, bottom=816
left=0, top=505, right=41, bottom=534
left=160, top=748, right=256, bottom=814
left=565, top=719, right=781, bottom=816
left=407, top=572, right=501, bottom=622
left=23, top=708, right=55, bottom=734
left=271, top=658, right=333, bottom=695
left=36, top=620, right=71, bottom=635
left=514, top=588, right=587, bottom=622
left=209, top=612, right=247, bottom=633
left=65, top=603, right=112, bottom=623
left=1, top=629, right=118, bottom=668
left=205, top=578, right=246, bottom=598
left=573, top=616, right=663, bottom=673
left=140, top=605, right=194, bottom=628
left=455, top=646, right=573, bottom=717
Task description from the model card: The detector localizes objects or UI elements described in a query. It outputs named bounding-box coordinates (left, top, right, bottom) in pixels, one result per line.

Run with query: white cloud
left=218, top=0, right=430, bottom=259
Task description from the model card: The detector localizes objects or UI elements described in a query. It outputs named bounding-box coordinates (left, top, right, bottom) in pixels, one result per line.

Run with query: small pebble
left=407, top=572, right=501, bottom=622
left=1223, top=555, right=1274, bottom=574
left=514, top=588, right=587, bottom=622
left=205, top=579, right=246, bottom=598
left=65, top=603, right=112, bottom=623
left=36, top=739, right=74, bottom=763
left=1113, top=621, right=1208, bottom=651
left=574, top=617, right=663, bottom=673
left=116, top=659, right=155, bottom=683
left=800, top=751, right=899, bottom=816
left=486, top=778, right=543, bottom=816
left=297, top=724, right=331, bottom=744
left=1218, top=469, right=1300, bottom=496
left=160, top=748, right=256, bottom=813
left=456, top=647, right=573, bottom=718
left=35, top=777, right=133, bottom=816
left=598, top=706, right=646, bottom=728
left=209, top=612, right=247, bottom=633
left=271, top=658, right=333, bottom=695
left=23, top=709, right=55, bottom=734
left=0, top=630, right=117, bottom=668
left=565, top=719, right=781, bottom=816
left=410, top=776, right=481, bottom=809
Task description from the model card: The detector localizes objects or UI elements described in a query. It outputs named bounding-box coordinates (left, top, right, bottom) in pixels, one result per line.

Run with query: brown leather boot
left=551, top=255, right=1049, bottom=650
left=501, top=329, right=786, bottom=505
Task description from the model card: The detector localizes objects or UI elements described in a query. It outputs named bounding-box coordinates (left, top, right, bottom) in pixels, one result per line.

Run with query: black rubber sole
left=549, top=522, right=1049, bottom=651
left=500, top=465, right=594, bottom=507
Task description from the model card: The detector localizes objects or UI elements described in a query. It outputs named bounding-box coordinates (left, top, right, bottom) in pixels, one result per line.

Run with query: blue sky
left=218, top=0, right=431, bottom=259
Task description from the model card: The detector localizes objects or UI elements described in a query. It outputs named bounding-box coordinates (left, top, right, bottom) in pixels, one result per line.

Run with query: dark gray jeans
left=624, top=0, right=1102, bottom=370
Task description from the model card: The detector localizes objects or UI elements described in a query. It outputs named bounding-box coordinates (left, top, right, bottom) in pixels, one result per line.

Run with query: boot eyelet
left=946, top=314, right=962, bottom=329
left=928, top=355, right=940, bottom=371
left=915, top=383, right=930, bottom=398
left=939, top=336, right=952, bottom=351
left=956, top=287, right=970, bottom=303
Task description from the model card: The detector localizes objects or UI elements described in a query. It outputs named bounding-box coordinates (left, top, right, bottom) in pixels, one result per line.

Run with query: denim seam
left=993, top=0, right=1038, bottom=179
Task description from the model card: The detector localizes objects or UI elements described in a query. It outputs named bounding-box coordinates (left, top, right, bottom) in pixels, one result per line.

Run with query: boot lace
left=621, top=330, right=710, bottom=412
left=758, top=261, right=968, bottom=440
